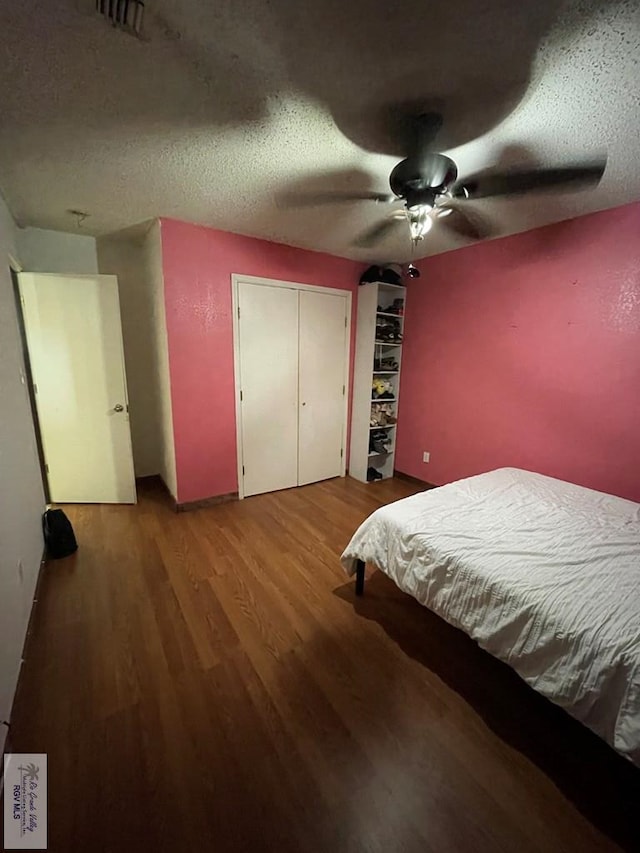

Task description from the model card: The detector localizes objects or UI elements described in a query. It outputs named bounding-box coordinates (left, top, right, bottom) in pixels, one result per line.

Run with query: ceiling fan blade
left=278, top=190, right=395, bottom=207
left=435, top=201, right=492, bottom=240
left=453, top=159, right=606, bottom=200
left=354, top=217, right=403, bottom=248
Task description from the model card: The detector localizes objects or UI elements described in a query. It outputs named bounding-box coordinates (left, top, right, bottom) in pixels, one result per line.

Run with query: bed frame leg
left=355, top=560, right=365, bottom=596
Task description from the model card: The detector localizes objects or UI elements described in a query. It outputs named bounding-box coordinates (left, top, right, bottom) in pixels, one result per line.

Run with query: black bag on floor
left=43, top=508, right=78, bottom=559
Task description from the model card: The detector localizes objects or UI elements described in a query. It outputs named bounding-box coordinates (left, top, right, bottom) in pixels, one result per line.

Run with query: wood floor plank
left=8, top=476, right=640, bottom=852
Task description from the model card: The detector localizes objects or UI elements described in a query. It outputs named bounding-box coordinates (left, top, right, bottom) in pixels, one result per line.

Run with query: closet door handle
left=301, top=402, right=306, bottom=406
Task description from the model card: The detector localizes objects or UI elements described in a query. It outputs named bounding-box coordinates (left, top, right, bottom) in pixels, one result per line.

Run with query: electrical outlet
left=423, top=451, right=430, bottom=463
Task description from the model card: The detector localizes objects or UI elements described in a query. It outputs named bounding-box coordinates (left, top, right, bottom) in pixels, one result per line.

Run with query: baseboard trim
left=393, top=469, right=437, bottom=489
left=176, top=492, right=239, bottom=512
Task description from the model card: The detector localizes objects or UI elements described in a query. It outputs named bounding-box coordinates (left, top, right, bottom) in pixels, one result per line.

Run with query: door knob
left=113, top=404, right=124, bottom=412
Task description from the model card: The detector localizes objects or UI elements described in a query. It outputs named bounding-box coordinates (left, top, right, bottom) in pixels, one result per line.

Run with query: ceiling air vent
left=96, top=0, right=145, bottom=36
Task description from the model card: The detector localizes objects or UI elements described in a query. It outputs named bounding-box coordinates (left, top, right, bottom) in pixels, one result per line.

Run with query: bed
left=341, top=467, right=640, bottom=766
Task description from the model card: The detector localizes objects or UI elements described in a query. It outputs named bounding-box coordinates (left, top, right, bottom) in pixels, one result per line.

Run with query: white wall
left=97, top=229, right=161, bottom=478
left=146, top=221, right=177, bottom=498
left=97, top=222, right=177, bottom=496
left=0, top=198, right=46, bottom=752
left=17, top=227, right=98, bottom=275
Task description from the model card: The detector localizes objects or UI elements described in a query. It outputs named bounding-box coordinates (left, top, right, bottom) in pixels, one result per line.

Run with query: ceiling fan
left=284, top=113, right=606, bottom=248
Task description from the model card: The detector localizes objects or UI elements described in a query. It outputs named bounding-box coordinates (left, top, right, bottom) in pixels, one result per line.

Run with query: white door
left=298, top=290, right=348, bottom=486
left=19, top=273, right=136, bottom=503
left=237, top=282, right=299, bottom=497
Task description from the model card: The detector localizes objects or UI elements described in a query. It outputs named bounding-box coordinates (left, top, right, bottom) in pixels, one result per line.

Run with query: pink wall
left=160, top=219, right=362, bottom=503
left=395, top=201, right=640, bottom=502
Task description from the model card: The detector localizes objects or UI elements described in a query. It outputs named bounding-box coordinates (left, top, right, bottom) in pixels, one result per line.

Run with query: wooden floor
left=9, top=476, right=640, bottom=852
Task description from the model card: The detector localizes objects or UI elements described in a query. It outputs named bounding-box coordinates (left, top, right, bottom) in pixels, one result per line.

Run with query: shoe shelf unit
left=349, top=280, right=406, bottom=483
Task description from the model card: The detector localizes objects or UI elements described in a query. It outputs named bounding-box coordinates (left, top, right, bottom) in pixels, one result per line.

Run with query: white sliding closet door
left=298, top=290, right=347, bottom=486
left=237, top=282, right=299, bottom=497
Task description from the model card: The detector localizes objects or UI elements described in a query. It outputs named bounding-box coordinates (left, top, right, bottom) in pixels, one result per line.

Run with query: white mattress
left=341, top=467, right=640, bottom=765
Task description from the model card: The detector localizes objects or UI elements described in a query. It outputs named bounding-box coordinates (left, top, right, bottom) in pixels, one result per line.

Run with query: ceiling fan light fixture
left=409, top=209, right=432, bottom=241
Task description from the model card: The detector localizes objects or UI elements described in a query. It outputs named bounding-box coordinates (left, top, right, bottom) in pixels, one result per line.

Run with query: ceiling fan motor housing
left=390, top=153, right=458, bottom=210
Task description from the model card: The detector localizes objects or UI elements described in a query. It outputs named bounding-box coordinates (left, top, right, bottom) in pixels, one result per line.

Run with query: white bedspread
left=341, top=468, right=640, bottom=765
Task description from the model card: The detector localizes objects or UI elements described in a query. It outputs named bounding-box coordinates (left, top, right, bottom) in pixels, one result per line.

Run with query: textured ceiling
left=0, top=0, right=638, bottom=262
